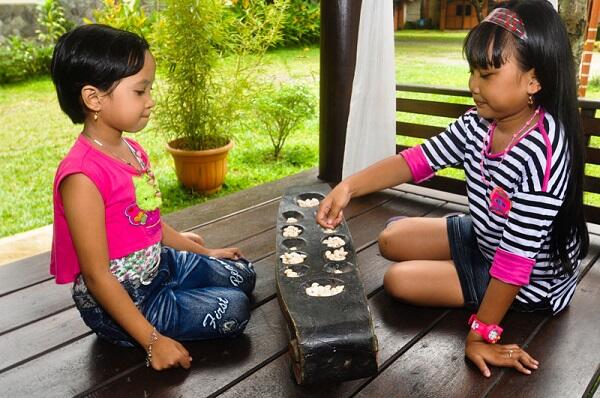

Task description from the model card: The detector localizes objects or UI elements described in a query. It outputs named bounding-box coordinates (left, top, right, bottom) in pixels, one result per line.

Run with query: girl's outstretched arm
left=465, top=279, right=539, bottom=377
left=61, top=174, right=192, bottom=370
left=316, top=154, right=414, bottom=228
left=160, top=221, right=242, bottom=260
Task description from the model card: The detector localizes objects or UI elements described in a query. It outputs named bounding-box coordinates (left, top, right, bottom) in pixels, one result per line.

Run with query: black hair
left=50, top=24, right=150, bottom=124
left=463, top=0, right=589, bottom=275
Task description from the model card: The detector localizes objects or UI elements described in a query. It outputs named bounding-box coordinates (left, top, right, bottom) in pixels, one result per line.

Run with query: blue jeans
left=72, top=247, right=256, bottom=347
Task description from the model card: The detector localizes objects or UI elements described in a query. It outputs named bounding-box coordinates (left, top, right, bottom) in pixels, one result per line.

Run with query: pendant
left=489, top=186, right=511, bottom=217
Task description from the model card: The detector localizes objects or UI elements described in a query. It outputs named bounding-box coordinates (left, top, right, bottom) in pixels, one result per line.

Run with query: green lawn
left=1, top=30, right=599, bottom=238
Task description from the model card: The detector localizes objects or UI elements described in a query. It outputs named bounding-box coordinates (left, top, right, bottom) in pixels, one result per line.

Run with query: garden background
left=1, top=0, right=599, bottom=241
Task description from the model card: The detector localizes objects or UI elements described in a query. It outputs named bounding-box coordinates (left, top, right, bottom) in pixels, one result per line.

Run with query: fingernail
left=484, top=370, right=490, bottom=377
left=526, top=370, right=531, bottom=374
left=532, top=365, right=538, bottom=369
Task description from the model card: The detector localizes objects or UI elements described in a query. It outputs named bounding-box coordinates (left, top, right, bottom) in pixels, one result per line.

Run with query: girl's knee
left=383, top=263, right=411, bottom=301
left=378, top=228, right=396, bottom=259
left=378, top=219, right=410, bottom=260
left=218, top=289, right=251, bottom=336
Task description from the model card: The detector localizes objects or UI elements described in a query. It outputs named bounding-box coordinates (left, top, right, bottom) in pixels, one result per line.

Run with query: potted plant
left=153, top=0, right=286, bottom=193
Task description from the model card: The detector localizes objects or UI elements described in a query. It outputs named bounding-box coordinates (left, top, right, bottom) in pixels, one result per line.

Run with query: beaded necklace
left=84, top=134, right=139, bottom=167
left=84, top=134, right=162, bottom=211
left=480, top=106, right=540, bottom=217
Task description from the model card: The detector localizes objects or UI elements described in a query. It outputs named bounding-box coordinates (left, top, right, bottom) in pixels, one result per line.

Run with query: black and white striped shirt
left=419, top=108, right=581, bottom=314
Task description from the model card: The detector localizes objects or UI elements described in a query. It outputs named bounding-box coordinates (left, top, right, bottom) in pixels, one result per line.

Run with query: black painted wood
left=276, top=183, right=377, bottom=384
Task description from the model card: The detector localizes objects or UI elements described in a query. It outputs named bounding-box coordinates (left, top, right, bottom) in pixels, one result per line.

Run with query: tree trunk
left=559, top=0, right=589, bottom=80
left=471, top=0, right=485, bottom=22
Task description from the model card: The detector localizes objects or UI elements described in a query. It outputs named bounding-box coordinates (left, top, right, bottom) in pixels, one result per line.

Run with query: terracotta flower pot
left=166, top=139, right=234, bottom=194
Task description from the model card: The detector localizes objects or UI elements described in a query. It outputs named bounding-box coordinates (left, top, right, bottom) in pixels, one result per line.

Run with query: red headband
left=483, top=8, right=527, bottom=40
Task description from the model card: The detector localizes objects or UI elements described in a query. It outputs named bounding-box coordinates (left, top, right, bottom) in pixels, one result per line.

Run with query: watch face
left=488, top=330, right=499, bottom=342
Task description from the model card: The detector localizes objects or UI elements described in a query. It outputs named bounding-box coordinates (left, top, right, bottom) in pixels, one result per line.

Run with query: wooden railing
left=396, top=84, right=600, bottom=224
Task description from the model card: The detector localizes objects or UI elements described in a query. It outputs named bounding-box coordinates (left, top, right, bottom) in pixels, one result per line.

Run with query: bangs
left=463, top=22, right=516, bottom=70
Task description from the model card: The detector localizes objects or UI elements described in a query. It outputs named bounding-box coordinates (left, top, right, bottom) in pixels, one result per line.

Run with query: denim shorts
left=446, top=215, right=551, bottom=313
left=72, top=247, right=256, bottom=347
left=447, top=214, right=491, bottom=311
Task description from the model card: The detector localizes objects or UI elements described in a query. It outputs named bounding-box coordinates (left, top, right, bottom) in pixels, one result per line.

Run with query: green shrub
left=280, top=0, right=320, bottom=46
left=36, top=0, right=74, bottom=45
left=254, top=83, right=315, bottom=159
left=228, top=0, right=320, bottom=47
left=0, top=0, right=70, bottom=84
left=85, top=0, right=157, bottom=39
left=0, top=37, right=53, bottom=84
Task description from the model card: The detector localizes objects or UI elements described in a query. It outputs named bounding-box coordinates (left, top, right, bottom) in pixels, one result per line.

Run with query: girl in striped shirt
left=317, top=0, right=588, bottom=378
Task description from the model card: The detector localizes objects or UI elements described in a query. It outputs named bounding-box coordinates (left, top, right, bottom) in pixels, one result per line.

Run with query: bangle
left=145, top=327, right=159, bottom=367
left=468, top=314, right=503, bottom=344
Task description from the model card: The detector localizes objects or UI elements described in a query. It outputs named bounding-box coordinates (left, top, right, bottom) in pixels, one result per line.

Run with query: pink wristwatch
left=468, top=314, right=503, bottom=344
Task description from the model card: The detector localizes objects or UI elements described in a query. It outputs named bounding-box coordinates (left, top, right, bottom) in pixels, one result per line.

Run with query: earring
left=94, top=112, right=99, bottom=121
left=528, top=95, right=534, bottom=105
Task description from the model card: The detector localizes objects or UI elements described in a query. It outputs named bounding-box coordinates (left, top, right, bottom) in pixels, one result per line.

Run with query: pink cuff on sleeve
left=400, top=145, right=435, bottom=183
left=490, top=248, right=535, bottom=286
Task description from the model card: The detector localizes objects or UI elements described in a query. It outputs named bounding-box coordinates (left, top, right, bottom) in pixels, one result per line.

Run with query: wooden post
left=579, top=0, right=600, bottom=97
left=319, top=0, right=362, bottom=182
left=440, top=0, right=447, bottom=30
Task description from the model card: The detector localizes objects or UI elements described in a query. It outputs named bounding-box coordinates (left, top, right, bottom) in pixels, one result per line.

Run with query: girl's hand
left=316, top=183, right=352, bottom=228
left=465, top=336, right=539, bottom=377
left=181, top=231, right=205, bottom=246
left=207, top=247, right=243, bottom=260
left=149, top=334, right=192, bottom=371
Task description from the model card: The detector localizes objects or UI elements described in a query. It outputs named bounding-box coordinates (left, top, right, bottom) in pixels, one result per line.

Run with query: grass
left=0, top=46, right=320, bottom=238
left=1, top=30, right=599, bottom=238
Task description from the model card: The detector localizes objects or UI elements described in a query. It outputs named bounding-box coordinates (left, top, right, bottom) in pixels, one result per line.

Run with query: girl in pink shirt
left=50, top=24, right=255, bottom=371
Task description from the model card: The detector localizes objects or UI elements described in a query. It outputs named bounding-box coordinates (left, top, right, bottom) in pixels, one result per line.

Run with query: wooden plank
left=165, top=168, right=321, bottom=232
left=0, top=301, right=288, bottom=398
left=0, top=311, right=90, bottom=373
left=0, top=252, right=51, bottom=297
left=417, top=176, right=467, bottom=196
left=584, top=175, right=600, bottom=194
left=0, top=280, right=73, bottom=335
left=396, top=84, right=472, bottom=98
left=585, top=205, right=600, bottom=226
left=355, top=310, right=547, bottom=398
left=486, top=240, right=600, bottom=398
left=57, top=195, right=443, bottom=397
left=581, top=114, right=600, bottom=137
left=586, top=146, right=600, bottom=165
left=396, top=121, right=444, bottom=139
left=0, top=169, right=321, bottom=296
left=396, top=98, right=471, bottom=118
left=354, top=238, right=600, bottom=398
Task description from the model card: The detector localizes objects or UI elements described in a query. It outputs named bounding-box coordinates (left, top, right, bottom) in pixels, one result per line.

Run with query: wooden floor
left=1, top=169, right=598, bottom=398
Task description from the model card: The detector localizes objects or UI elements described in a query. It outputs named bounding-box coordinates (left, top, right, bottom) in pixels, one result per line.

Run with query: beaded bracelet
left=145, top=327, right=159, bottom=367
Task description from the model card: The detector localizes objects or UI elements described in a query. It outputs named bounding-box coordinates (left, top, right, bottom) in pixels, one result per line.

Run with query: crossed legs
left=379, top=217, right=465, bottom=307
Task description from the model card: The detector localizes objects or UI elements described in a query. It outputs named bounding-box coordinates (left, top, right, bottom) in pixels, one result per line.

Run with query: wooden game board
left=275, top=183, right=378, bottom=384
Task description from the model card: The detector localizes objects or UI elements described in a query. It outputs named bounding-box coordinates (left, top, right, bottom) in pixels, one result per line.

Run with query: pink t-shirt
left=50, top=135, right=162, bottom=284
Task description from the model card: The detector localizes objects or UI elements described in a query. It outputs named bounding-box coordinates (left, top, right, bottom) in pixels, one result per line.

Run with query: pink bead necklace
left=480, top=106, right=540, bottom=217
